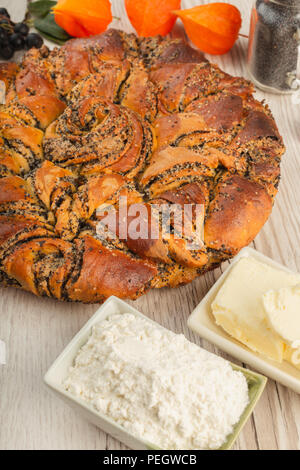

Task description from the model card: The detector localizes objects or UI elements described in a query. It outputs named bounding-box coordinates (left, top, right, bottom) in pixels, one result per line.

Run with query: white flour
left=64, top=313, right=249, bottom=450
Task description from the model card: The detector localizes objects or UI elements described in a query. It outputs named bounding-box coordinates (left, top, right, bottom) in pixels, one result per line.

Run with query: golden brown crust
left=138, top=36, right=206, bottom=69
left=0, top=62, right=19, bottom=90
left=66, top=235, right=157, bottom=302
left=204, top=175, right=273, bottom=255
left=43, top=97, right=154, bottom=178
left=185, top=93, right=244, bottom=131
left=45, top=29, right=139, bottom=97
left=5, top=95, right=66, bottom=130
left=7, top=65, right=57, bottom=102
left=2, top=237, right=74, bottom=297
left=0, top=111, right=44, bottom=170
left=0, top=216, right=39, bottom=246
left=149, top=62, right=252, bottom=113
left=0, top=29, right=285, bottom=303
left=140, top=146, right=222, bottom=198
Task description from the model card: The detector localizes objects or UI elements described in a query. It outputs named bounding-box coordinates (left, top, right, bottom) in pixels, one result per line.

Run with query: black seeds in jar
left=247, top=0, right=300, bottom=93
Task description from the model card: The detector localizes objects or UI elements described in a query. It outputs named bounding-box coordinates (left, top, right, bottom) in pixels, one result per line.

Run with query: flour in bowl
left=64, top=313, right=249, bottom=449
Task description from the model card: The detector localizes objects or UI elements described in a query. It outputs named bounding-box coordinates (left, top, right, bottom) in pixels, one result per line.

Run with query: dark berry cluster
left=0, top=8, right=43, bottom=60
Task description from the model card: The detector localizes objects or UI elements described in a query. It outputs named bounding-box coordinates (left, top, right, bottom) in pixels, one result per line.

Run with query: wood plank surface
left=0, top=0, right=300, bottom=450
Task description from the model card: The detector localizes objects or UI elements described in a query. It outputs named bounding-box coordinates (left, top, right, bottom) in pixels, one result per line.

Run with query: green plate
left=219, top=364, right=267, bottom=450
left=146, top=364, right=267, bottom=451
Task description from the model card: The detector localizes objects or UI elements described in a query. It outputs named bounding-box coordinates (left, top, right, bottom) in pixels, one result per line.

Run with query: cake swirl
left=0, top=29, right=285, bottom=303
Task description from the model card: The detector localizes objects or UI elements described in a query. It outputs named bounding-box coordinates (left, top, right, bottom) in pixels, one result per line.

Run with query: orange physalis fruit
left=125, top=0, right=181, bottom=37
left=174, top=3, right=242, bottom=55
left=53, top=0, right=112, bottom=38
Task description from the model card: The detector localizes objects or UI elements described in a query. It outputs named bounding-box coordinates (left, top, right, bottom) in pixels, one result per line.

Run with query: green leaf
left=28, top=0, right=57, bottom=18
left=34, top=12, right=71, bottom=41
left=34, top=28, right=67, bottom=45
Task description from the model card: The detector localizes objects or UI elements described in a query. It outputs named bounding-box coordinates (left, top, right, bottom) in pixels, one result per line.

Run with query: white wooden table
left=1, top=0, right=300, bottom=450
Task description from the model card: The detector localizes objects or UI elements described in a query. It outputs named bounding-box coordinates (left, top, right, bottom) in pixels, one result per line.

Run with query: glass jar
left=247, top=0, right=300, bottom=93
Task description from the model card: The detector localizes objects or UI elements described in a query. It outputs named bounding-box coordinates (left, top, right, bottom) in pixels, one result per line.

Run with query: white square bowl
left=188, top=247, right=300, bottom=394
left=44, top=295, right=267, bottom=450
left=44, top=296, right=159, bottom=450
